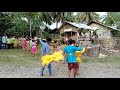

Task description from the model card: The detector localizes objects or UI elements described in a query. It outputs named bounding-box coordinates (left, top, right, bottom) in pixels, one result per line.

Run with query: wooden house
left=88, top=20, right=120, bottom=38
left=49, top=28, right=60, bottom=40
left=88, top=20, right=120, bottom=48
left=58, top=21, right=79, bottom=41
left=49, top=21, right=96, bottom=42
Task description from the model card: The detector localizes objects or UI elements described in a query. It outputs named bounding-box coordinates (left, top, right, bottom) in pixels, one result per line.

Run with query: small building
left=58, top=21, right=79, bottom=41
left=58, top=21, right=95, bottom=42
left=88, top=20, right=120, bottom=48
left=49, top=28, right=60, bottom=40
left=88, top=20, right=120, bottom=38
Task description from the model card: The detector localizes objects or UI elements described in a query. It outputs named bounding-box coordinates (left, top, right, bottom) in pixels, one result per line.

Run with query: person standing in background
left=10, top=36, right=15, bottom=49
left=31, top=40, right=37, bottom=57
left=14, top=36, right=18, bottom=49
left=7, top=36, right=11, bottom=49
left=2, top=34, right=7, bottom=49
left=29, top=38, right=33, bottom=52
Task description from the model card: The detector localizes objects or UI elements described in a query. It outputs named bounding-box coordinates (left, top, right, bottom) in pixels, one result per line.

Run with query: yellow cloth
left=7, top=39, right=11, bottom=44
left=61, top=44, right=66, bottom=49
left=14, top=39, right=18, bottom=47
left=41, top=49, right=64, bottom=66
left=75, top=48, right=86, bottom=63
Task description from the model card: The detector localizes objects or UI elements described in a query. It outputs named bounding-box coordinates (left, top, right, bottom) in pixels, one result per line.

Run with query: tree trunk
left=30, top=18, right=32, bottom=38
left=36, top=30, right=39, bottom=37
left=89, top=30, right=92, bottom=41
left=23, top=32, right=24, bottom=36
left=56, top=21, right=58, bottom=29
left=41, top=30, right=42, bottom=38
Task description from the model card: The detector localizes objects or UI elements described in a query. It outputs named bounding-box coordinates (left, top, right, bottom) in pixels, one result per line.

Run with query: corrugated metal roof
left=65, top=21, right=96, bottom=30
left=48, top=21, right=97, bottom=30
left=88, top=20, right=120, bottom=31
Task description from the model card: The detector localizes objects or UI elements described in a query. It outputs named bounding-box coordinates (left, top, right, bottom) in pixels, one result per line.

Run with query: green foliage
left=101, top=12, right=120, bottom=37
left=1, top=12, right=120, bottom=38
left=75, top=12, right=100, bottom=24
left=0, top=12, right=15, bottom=36
left=43, top=31, right=52, bottom=39
left=79, top=29, right=88, bottom=34
left=112, top=30, right=120, bottom=37
left=61, top=33, right=65, bottom=36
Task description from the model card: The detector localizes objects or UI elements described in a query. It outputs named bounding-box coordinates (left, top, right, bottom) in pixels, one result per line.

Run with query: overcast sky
left=73, top=12, right=107, bottom=16
left=96, top=12, right=107, bottom=16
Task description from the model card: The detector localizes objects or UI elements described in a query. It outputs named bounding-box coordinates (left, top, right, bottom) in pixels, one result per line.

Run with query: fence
left=84, top=37, right=120, bottom=57
left=99, top=37, right=120, bottom=49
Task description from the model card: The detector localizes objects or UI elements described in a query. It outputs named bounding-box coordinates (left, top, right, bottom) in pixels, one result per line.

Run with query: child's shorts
left=68, top=63, right=79, bottom=70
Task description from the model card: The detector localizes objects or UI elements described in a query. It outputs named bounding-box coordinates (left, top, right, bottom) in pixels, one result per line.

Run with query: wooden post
left=90, top=30, right=91, bottom=41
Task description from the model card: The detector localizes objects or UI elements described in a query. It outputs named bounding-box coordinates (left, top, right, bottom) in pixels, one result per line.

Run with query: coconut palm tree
left=76, top=12, right=99, bottom=24
left=51, top=12, right=74, bottom=29
left=75, top=12, right=99, bottom=40
left=101, top=12, right=120, bottom=37
left=23, top=12, right=39, bottom=38
left=102, top=12, right=120, bottom=27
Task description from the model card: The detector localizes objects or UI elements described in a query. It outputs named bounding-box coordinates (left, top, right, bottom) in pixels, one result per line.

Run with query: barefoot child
left=22, top=38, right=27, bottom=51
left=31, top=40, right=37, bottom=57
left=64, top=39, right=83, bottom=78
left=75, top=47, right=86, bottom=75
left=14, top=37, right=18, bottom=49
left=29, top=38, right=32, bottom=51
left=26, top=38, right=29, bottom=52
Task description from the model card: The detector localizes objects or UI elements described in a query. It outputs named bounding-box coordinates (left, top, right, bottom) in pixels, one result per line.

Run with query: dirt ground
left=0, top=61, right=120, bottom=78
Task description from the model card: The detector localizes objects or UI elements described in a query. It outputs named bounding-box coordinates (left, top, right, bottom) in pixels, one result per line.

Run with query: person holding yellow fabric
left=14, top=37, right=18, bottom=49
left=39, top=38, right=52, bottom=77
left=75, top=47, right=86, bottom=75
left=64, top=39, right=83, bottom=78
left=7, top=36, right=11, bottom=49
left=41, top=49, right=64, bottom=66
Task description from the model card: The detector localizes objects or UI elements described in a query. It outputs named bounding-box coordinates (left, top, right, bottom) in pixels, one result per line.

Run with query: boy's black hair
left=69, top=39, right=76, bottom=45
left=69, top=39, right=73, bottom=45
left=47, top=38, right=52, bottom=42
left=26, top=38, right=29, bottom=41
left=72, top=40, right=76, bottom=44
left=54, top=40, right=57, bottom=43
left=32, top=40, right=35, bottom=42
left=42, top=39, right=47, bottom=43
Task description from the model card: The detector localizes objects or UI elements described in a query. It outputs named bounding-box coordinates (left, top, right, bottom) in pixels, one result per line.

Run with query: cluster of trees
left=0, top=12, right=120, bottom=38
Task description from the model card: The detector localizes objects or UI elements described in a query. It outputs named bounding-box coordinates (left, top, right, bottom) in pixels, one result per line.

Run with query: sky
left=96, top=12, right=107, bottom=16
left=73, top=12, right=107, bottom=16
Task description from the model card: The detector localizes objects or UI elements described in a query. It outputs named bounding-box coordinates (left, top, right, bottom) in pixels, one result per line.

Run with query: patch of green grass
left=0, top=45, right=120, bottom=67
left=0, top=46, right=42, bottom=67
left=82, top=55, right=120, bottom=64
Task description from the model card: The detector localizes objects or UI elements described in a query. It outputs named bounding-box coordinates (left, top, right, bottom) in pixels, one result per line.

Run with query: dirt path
left=0, top=62, right=120, bottom=78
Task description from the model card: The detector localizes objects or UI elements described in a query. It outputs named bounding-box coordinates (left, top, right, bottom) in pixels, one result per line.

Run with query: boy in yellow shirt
left=7, top=37, right=11, bottom=49
left=14, top=37, right=18, bottom=49
left=75, top=44, right=86, bottom=75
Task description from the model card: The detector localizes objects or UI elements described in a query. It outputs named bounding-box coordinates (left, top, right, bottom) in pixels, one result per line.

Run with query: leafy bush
left=43, top=31, right=52, bottom=39
left=61, top=33, right=65, bottom=36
